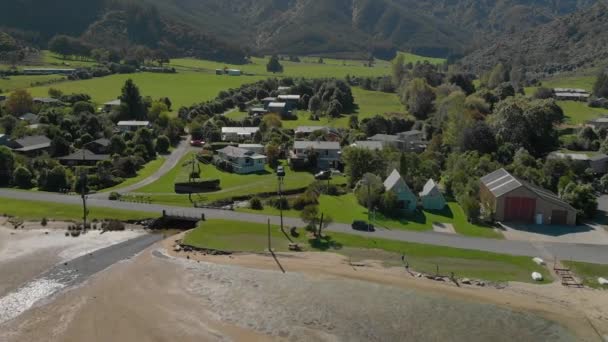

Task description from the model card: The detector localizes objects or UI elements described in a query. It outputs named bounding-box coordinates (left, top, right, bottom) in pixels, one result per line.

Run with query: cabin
left=290, top=141, right=341, bottom=170
left=277, top=94, right=301, bottom=110
left=548, top=152, right=608, bottom=174
left=8, top=135, right=51, bottom=156
left=249, top=108, right=267, bottom=117
left=88, top=138, right=111, bottom=154
left=553, top=88, right=590, bottom=101
left=18, top=113, right=39, bottom=125
left=226, top=69, right=241, bottom=76
left=480, top=169, right=577, bottom=226
left=215, top=146, right=266, bottom=174
left=383, top=169, right=417, bottom=212
left=221, top=127, right=259, bottom=142
left=261, top=97, right=277, bottom=109
left=294, top=126, right=328, bottom=138
left=58, top=149, right=110, bottom=166
left=33, top=97, right=61, bottom=106
left=103, top=99, right=121, bottom=112
left=267, top=102, right=287, bottom=115
left=419, top=179, right=446, bottom=210
left=117, top=121, right=151, bottom=132
left=368, top=130, right=426, bottom=152
left=22, top=68, right=75, bottom=75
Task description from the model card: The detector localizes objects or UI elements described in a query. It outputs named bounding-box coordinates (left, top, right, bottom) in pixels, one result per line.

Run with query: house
left=480, top=168, right=577, bottom=226
left=553, top=88, right=590, bottom=101
left=88, top=138, right=111, bottom=154
left=22, top=68, right=75, bottom=75
left=383, top=169, right=417, bottom=212
left=226, top=69, right=241, bottom=76
left=586, top=117, right=608, bottom=130
left=548, top=152, right=608, bottom=174
left=215, top=146, right=266, bottom=174
left=290, top=141, right=341, bottom=170
left=238, top=144, right=265, bottom=155
left=249, top=107, right=267, bottom=117
left=117, top=121, right=151, bottom=132
left=368, top=134, right=401, bottom=149
left=267, top=102, right=287, bottom=115
left=103, top=99, right=121, bottom=112
left=277, top=94, right=301, bottom=110
left=261, top=97, right=277, bottom=109
left=277, top=86, right=291, bottom=94
left=33, top=97, right=61, bottom=105
left=8, top=135, right=51, bottom=156
left=295, top=126, right=328, bottom=138
left=419, top=179, right=446, bottom=210
left=368, top=131, right=427, bottom=152
left=350, top=141, right=384, bottom=151
left=221, top=127, right=259, bottom=142
left=58, top=149, right=110, bottom=166
left=19, top=113, right=39, bottom=124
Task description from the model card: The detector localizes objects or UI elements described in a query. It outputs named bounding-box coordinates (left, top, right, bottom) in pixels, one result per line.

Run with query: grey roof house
left=548, top=152, right=608, bottom=174
left=290, top=141, right=341, bottom=170
left=216, top=146, right=267, bottom=174
left=58, top=149, right=110, bottom=166
left=384, top=169, right=417, bottom=212
left=8, top=135, right=51, bottom=155
left=419, top=179, right=446, bottom=210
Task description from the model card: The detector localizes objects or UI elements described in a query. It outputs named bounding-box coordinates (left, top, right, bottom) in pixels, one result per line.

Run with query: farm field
left=183, top=219, right=547, bottom=283
left=239, top=194, right=503, bottom=238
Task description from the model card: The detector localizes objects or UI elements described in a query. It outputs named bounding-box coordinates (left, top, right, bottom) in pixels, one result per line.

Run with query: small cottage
left=215, top=146, right=267, bottom=174
left=383, top=169, right=417, bottom=212
left=419, top=179, right=446, bottom=210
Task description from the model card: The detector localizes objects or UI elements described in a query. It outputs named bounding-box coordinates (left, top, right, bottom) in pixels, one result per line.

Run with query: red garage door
left=504, top=197, right=536, bottom=222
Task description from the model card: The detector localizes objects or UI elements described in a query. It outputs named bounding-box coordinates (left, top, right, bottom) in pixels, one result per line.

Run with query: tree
left=155, top=135, right=170, bottom=154
left=110, top=135, right=127, bottom=155
left=308, top=95, right=321, bottom=113
left=120, top=79, right=147, bottom=120
left=266, top=55, right=283, bottom=73
left=392, top=54, right=406, bottom=86
left=534, top=87, right=554, bottom=99
left=134, top=128, right=156, bottom=160
left=261, top=113, right=282, bottom=131
left=265, top=143, right=280, bottom=168
left=13, top=166, right=33, bottom=189
left=5, top=89, right=33, bottom=116
left=40, top=165, right=70, bottom=192
left=48, top=88, right=63, bottom=99
left=462, top=121, right=497, bottom=154
left=403, top=78, right=435, bottom=120
left=487, top=63, right=508, bottom=89
left=355, top=173, right=384, bottom=210
left=51, top=135, right=70, bottom=157
left=342, top=147, right=387, bottom=187
left=593, top=69, right=608, bottom=98
left=561, top=183, right=597, bottom=220
left=148, top=101, right=168, bottom=122
left=73, top=101, right=95, bottom=115
left=301, top=205, right=319, bottom=229
left=0, top=147, right=15, bottom=186
left=449, top=73, right=476, bottom=95
left=348, top=115, right=359, bottom=129
left=48, top=35, right=72, bottom=59
left=327, top=99, right=343, bottom=118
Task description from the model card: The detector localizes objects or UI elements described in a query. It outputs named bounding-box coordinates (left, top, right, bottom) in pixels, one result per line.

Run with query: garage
left=505, top=197, right=536, bottom=222
left=551, top=210, right=568, bottom=225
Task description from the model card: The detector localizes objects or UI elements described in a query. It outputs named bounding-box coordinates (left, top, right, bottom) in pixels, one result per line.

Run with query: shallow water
left=175, top=258, right=576, bottom=342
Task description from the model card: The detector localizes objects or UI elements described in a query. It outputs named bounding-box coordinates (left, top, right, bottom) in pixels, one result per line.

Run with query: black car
left=352, top=220, right=374, bottom=232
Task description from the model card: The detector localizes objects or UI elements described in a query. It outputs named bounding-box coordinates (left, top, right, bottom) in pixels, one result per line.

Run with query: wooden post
left=318, top=213, right=324, bottom=238
left=267, top=218, right=271, bottom=252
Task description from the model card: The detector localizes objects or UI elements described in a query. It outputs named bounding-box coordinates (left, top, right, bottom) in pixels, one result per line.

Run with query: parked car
left=276, top=165, right=286, bottom=177
left=315, top=170, right=332, bottom=180
left=190, top=139, right=205, bottom=147
left=352, top=220, right=374, bottom=232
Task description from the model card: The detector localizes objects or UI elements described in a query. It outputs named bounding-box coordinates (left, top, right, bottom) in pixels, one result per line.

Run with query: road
left=2, top=189, right=608, bottom=264
left=90, top=137, right=195, bottom=198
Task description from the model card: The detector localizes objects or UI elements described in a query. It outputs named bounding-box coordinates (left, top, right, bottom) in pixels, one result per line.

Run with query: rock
left=174, top=245, right=182, bottom=252
left=461, top=278, right=472, bottom=285
left=531, top=272, right=543, bottom=282
left=598, top=277, right=608, bottom=286
left=477, top=281, right=486, bottom=287
left=532, top=257, right=545, bottom=266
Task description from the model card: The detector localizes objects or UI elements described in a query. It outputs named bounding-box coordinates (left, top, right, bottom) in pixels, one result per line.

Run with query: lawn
left=137, top=152, right=195, bottom=193
left=540, top=75, right=596, bottom=91
left=183, top=219, right=548, bottom=283
left=395, top=52, right=446, bottom=65
left=0, top=198, right=156, bottom=221
left=240, top=193, right=502, bottom=238
left=101, top=157, right=166, bottom=192
left=0, top=75, right=66, bottom=94
left=562, top=261, right=608, bottom=289
left=556, top=101, right=606, bottom=125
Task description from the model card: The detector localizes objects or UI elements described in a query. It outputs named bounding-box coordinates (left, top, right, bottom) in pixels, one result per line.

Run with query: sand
left=1, top=229, right=607, bottom=341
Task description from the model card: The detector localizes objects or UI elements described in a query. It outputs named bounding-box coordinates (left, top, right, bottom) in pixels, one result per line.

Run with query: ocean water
left=177, top=259, right=577, bottom=342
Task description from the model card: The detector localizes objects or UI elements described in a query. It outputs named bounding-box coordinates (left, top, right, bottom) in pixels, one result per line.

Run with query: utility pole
left=277, top=166, right=286, bottom=235
left=80, top=149, right=88, bottom=231
left=267, top=218, right=272, bottom=252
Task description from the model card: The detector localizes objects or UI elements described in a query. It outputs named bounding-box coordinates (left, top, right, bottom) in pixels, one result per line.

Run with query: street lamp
left=276, top=165, right=286, bottom=235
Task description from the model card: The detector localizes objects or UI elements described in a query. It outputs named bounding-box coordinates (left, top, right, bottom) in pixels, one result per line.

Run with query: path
left=2, top=189, right=608, bottom=264
left=90, top=137, right=195, bottom=199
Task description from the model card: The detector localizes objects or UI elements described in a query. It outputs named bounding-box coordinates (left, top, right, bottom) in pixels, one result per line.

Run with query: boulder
left=598, top=277, right=608, bottom=286
left=461, top=278, right=472, bottom=285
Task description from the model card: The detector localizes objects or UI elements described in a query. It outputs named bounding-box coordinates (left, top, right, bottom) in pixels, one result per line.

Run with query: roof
left=221, top=127, right=259, bottom=134
left=548, top=152, right=591, bottom=161
left=554, top=88, right=588, bottom=94
left=261, top=97, right=277, bottom=102
left=588, top=117, right=608, bottom=123
left=481, top=169, right=575, bottom=211
left=368, top=134, right=401, bottom=142
left=278, top=95, right=301, bottom=101
left=23, top=68, right=75, bottom=72
left=238, top=144, right=264, bottom=148
left=398, top=130, right=423, bottom=137
left=555, top=92, right=590, bottom=98
left=91, top=138, right=111, bottom=147
left=104, top=99, right=121, bottom=106
left=268, top=102, right=286, bottom=108
left=350, top=141, right=384, bottom=150
left=293, top=141, right=340, bottom=150
left=19, top=113, right=39, bottom=123
left=295, top=126, right=327, bottom=134
left=33, top=97, right=60, bottom=104
left=117, top=121, right=150, bottom=126
left=383, top=169, right=412, bottom=193
left=218, top=146, right=265, bottom=159
left=590, top=154, right=608, bottom=162
left=58, top=149, right=110, bottom=162
left=250, top=107, right=266, bottom=112
left=12, top=135, right=51, bottom=151
left=420, top=179, right=441, bottom=197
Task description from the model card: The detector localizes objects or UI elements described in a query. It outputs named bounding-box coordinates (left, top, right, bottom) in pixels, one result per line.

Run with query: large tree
left=0, top=146, right=15, bottom=186
left=266, top=55, right=283, bottom=73
left=593, top=69, right=608, bottom=98
left=5, top=89, right=33, bottom=116
left=119, top=79, right=147, bottom=120
left=342, top=147, right=387, bottom=187
left=402, top=78, right=435, bottom=120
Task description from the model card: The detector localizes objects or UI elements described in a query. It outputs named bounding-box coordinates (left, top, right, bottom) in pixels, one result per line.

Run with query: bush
left=250, top=197, right=263, bottom=210
left=269, top=197, right=290, bottom=210
left=109, top=192, right=122, bottom=201
left=41, top=217, right=48, bottom=226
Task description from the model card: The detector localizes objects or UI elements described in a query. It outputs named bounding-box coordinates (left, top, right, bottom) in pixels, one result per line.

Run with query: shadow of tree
left=309, top=235, right=343, bottom=251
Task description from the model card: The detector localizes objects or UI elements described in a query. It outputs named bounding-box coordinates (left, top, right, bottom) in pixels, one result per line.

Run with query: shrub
left=109, top=192, right=122, bottom=201
left=41, top=217, right=48, bottom=226
left=250, top=197, right=263, bottom=210
left=269, top=197, right=290, bottom=210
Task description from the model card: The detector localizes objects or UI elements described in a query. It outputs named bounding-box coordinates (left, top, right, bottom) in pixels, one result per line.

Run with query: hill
left=460, top=1, right=608, bottom=75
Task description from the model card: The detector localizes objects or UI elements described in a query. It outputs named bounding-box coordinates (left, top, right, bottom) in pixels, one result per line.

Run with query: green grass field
left=556, top=101, right=605, bottom=125
left=101, top=157, right=166, bottom=192
left=0, top=198, right=156, bottom=221
left=183, top=219, right=547, bottom=283
left=562, top=261, right=608, bottom=289
left=240, top=193, right=502, bottom=238
left=395, top=52, right=446, bottom=66
left=0, top=75, right=66, bottom=94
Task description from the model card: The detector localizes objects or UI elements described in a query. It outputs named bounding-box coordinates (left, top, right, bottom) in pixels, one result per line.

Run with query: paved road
left=3, top=189, right=608, bottom=264
left=90, top=137, right=195, bottom=199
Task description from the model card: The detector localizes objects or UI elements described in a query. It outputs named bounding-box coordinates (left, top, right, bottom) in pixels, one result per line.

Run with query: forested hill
left=460, top=1, right=608, bottom=75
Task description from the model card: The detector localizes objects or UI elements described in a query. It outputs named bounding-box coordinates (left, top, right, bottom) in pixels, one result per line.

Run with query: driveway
left=500, top=223, right=608, bottom=245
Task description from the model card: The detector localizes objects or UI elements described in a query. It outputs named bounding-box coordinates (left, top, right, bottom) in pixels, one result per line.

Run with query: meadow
left=183, top=219, right=547, bottom=283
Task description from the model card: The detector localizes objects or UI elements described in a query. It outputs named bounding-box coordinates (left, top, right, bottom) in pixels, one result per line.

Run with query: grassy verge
left=0, top=198, right=156, bottom=221
left=562, top=261, right=608, bottom=289
left=101, top=157, right=165, bottom=192
left=137, top=152, right=195, bottom=193
left=183, top=219, right=549, bottom=283
left=239, top=194, right=502, bottom=238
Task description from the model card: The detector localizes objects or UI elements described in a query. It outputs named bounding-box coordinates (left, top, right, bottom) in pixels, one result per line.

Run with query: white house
left=419, top=179, right=446, bottom=210
left=221, top=127, right=260, bottom=142
left=290, top=141, right=341, bottom=170
left=216, top=146, right=266, bottom=174
left=277, top=94, right=301, bottom=110
left=384, top=169, right=417, bottom=212
left=117, top=121, right=151, bottom=132
left=267, top=102, right=287, bottom=115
